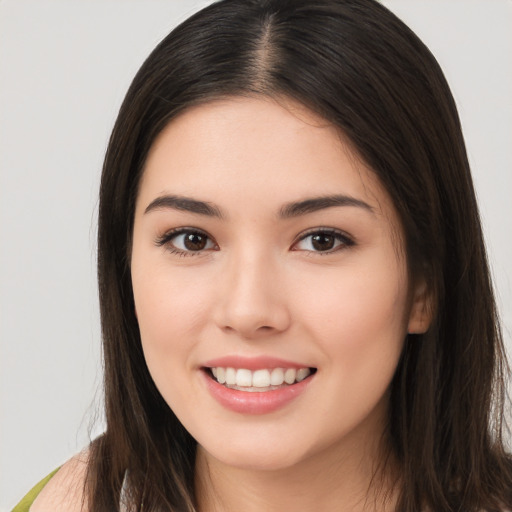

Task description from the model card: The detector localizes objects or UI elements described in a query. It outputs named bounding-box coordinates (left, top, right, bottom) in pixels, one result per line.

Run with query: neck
left=194, top=428, right=400, bottom=512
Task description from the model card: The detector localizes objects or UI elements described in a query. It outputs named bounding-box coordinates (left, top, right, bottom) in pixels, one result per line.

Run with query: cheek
left=132, top=255, right=210, bottom=337
left=299, top=259, right=408, bottom=320
left=131, top=257, right=220, bottom=408
left=131, top=270, right=205, bottom=410
left=294, top=261, right=409, bottom=368
left=295, top=265, right=408, bottom=425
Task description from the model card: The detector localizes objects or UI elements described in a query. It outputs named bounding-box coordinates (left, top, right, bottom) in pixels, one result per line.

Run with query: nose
left=214, top=252, right=291, bottom=339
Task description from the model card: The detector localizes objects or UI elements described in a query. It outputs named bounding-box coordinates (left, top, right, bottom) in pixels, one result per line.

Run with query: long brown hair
left=91, top=0, right=512, bottom=510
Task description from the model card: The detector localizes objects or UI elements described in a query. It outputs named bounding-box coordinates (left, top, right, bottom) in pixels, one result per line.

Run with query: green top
left=11, top=468, right=61, bottom=512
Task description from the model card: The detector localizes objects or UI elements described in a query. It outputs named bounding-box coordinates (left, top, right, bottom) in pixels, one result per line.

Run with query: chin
left=199, top=437, right=310, bottom=472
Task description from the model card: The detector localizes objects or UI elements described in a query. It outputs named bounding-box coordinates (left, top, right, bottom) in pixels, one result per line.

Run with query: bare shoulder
left=30, top=449, right=89, bottom=512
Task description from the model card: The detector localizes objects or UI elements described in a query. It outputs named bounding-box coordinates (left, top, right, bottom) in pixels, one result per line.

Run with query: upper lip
left=202, top=355, right=314, bottom=371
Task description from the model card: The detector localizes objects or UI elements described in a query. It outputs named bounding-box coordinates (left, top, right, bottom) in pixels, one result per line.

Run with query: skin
left=31, top=96, right=430, bottom=512
left=30, top=452, right=88, bottom=512
left=131, top=96, right=430, bottom=511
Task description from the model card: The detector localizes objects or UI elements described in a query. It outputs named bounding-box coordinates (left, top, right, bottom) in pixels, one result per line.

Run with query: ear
left=407, top=277, right=434, bottom=334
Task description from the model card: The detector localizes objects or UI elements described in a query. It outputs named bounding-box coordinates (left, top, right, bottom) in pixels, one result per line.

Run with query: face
left=131, top=96, right=429, bottom=472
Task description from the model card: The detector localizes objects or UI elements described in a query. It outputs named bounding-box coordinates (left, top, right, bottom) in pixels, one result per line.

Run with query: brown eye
left=311, top=233, right=336, bottom=251
left=183, top=232, right=208, bottom=251
left=293, top=229, right=354, bottom=253
left=157, top=229, right=216, bottom=254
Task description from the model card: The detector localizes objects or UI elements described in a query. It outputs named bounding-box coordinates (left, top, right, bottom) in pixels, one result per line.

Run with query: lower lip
left=201, top=370, right=314, bottom=414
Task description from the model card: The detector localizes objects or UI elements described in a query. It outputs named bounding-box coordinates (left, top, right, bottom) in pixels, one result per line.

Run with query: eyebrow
left=278, top=195, right=374, bottom=218
left=144, top=195, right=224, bottom=218
left=144, top=193, right=374, bottom=219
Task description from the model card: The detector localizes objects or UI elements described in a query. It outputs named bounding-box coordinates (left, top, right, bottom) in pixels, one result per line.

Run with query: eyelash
left=155, top=228, right=217, bottom=257
left=155, top=227, right=355, bottom=257
left=293, top=228, right=355, bottom=255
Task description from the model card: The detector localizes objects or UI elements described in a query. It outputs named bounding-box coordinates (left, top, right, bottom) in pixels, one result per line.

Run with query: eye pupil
left=184, top=232, right=207, bottom=251
left=312, top=233, right=335, bottom=251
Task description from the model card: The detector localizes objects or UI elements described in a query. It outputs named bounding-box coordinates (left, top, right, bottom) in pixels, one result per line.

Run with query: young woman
left=18, top=0, right=512, bottom=510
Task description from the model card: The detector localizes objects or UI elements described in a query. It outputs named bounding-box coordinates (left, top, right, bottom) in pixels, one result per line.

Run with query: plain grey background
left=1, top=1, right=511, bottom=510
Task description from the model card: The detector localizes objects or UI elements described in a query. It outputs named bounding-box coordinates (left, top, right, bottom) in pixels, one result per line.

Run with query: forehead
left=138, top=96, right=396, bottom=223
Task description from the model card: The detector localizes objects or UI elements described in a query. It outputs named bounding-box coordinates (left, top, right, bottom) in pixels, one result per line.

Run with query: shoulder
left=29, top=449, right=89, bottom=512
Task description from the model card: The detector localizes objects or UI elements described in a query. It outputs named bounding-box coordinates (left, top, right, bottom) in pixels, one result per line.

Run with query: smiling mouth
left=204, top=366, right=317, bottom=392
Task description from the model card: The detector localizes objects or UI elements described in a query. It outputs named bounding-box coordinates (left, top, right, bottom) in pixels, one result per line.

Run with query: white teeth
left=225, top=367, right=236, bottom=385
left=270, top=368, right=284, bottom=386
left=284, top=368, right=296, bottom=384
left=252, top=369, right=271, bottom=387
left=296, top=368, right=311, bottom=382
left=236, top=368, right=252, bottom=387
left=208, top=366, right=313, bottom=389
left=216, top=367, right=226, bottom=384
